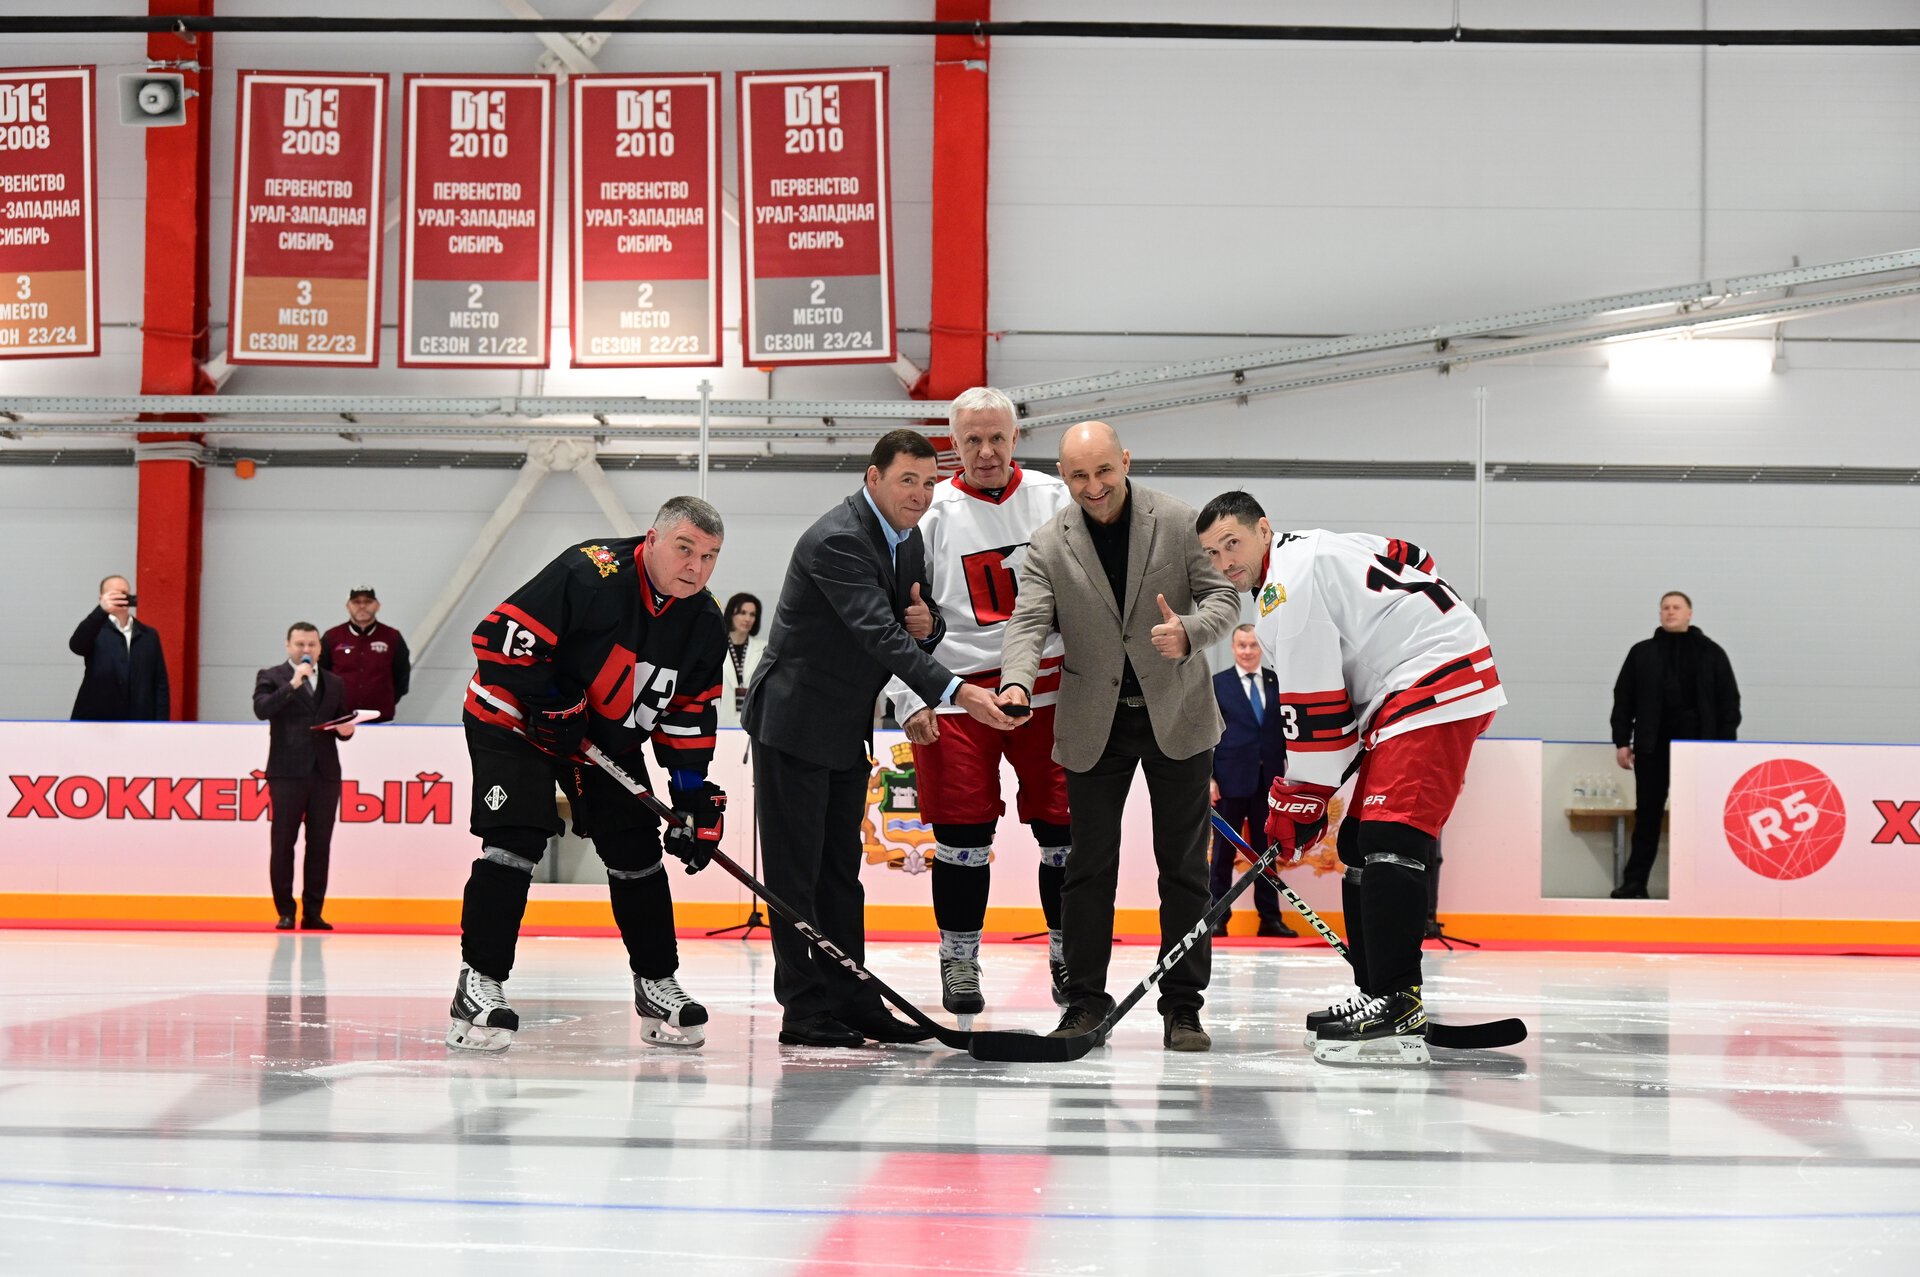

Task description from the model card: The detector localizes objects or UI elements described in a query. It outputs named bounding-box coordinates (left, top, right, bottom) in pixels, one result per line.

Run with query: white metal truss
left=3, top=246, right=1916, bottom=442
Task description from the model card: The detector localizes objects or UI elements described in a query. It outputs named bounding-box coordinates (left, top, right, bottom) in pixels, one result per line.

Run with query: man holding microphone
left=254, top=622, right=356, bottom=931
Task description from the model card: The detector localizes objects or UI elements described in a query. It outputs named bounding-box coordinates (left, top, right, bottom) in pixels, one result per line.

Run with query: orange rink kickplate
left=2, top=895, right=1917, bottom=955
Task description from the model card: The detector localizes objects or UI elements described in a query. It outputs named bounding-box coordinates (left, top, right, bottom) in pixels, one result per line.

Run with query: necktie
left=1245, top=673, right=1264, bottom=725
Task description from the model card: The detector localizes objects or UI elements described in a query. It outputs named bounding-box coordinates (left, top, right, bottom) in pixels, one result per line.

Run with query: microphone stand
left=708, top=734, right=767, bottom=938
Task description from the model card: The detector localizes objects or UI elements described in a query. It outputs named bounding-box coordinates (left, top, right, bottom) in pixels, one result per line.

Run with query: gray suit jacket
left=1001, top=482, right=1241, bottom=772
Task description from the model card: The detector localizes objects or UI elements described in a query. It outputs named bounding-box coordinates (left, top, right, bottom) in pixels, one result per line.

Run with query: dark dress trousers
left=69, top=607, right=170, bottom=721
left=253, top=663, right=348, bottom=919
left=1210, top=665, right=1289, bottom=925
left=743, top=492, right=956, bottom=1024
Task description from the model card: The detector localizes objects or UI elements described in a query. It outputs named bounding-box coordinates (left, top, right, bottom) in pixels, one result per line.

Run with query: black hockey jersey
left=463, top=537, right=726, bottom=776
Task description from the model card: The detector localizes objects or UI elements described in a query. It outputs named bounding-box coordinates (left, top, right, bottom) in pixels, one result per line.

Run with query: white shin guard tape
left=1038, top=845, right=1071, bottom=868
left=607, top=860, right=664, bottom=881
left=934, top=842, right=992, bottom=868
left=939, top=929, right=983, bottom=961
left=1364, top=851, right=1428, bottom=873
left=482, top=846, right=539, bottom=875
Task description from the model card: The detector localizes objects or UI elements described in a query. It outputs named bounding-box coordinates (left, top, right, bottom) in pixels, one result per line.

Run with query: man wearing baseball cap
left=320, top=587, right=412, bottom=723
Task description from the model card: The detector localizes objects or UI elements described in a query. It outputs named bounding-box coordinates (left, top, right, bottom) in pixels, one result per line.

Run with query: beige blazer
left=1001, top=482, right=1242, bottom=772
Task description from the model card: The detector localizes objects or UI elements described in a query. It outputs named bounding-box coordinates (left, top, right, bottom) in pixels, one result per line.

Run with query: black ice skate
left=447, top=964, right=519, bottom=1052
left=636, top=975, right=708, bottom=1048
left=1048, top=955, right=1070, bottom=1008
left=1312, top=986, right=1430, bottom=1066
left=1303, top=990, right=1372, bottom=1046
left=940, top=956, right=985, bottom=1029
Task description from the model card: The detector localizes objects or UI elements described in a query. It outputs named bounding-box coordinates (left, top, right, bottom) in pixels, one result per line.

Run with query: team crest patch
left=580, top=545, right=620, bottom=578
left=862, top=742, right=938, bottom=873
left=1260, top=581, right=1287, bottom=615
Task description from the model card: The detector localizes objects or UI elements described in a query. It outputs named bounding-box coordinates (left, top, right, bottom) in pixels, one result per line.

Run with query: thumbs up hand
left=904, top=580, right=936, bottom=640
left=1150, top=592, right=1190, bottom=661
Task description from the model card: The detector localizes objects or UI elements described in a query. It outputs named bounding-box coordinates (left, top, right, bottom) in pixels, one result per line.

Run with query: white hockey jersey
left=887, top=465, right=1072, bottom=718
left=1252, top=529, right=1505, bottom=789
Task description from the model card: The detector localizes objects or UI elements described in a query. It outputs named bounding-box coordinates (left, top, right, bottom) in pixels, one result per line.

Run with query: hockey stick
left=583, top=743, right=972, bottom=1051
left=967, top=826, right=1281, bottom=1063
left=1207, top=813, right=1528, bottom=1051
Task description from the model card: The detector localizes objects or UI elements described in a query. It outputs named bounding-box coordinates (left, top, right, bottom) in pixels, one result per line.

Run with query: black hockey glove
left=665, top=780, right=726, bottom=872
left=521, top=688, right=590, bottom=759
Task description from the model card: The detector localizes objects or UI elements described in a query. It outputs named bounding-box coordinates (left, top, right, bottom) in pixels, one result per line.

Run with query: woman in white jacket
left=717, top=591, right=766, bottom=729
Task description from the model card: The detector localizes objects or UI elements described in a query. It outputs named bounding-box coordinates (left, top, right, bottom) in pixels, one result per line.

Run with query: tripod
left=1423, top=835, right=1480, bottom=950
left=708, top=737, right=768, bottom=938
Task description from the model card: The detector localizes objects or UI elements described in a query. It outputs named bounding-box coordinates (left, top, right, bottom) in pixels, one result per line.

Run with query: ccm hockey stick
left=1208, top=812, right=1527, bottom=1051
left=968, top=823, right=1281, bottom=1062
left=584, top=743, right=973, bottom=1051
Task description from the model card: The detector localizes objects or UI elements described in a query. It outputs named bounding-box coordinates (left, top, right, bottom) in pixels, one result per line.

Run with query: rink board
left=1, top=724, right=1917, bottom=945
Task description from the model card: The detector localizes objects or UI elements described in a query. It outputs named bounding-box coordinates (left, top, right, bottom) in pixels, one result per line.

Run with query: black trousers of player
left=461, top=729, right=677, bottom=983
left=268, top=775, right=338, bottom=919
left=1622, top=743, right=1672, bottom=891
left=1061, top=704, right=1212, bottom=1016
left=752, top=739, right=887, bottom=1024
left=1210, top=789, right=1286, bottom=925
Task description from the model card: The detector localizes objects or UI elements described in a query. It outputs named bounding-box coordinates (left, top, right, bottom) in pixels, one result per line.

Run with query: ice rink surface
left=1, top=929, right=1916, bottom=1274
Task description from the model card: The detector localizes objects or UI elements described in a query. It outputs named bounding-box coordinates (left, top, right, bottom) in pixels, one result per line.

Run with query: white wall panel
left=0, top=467, right=140, bottom=722
left=2, top=2, right=1915, bottom=747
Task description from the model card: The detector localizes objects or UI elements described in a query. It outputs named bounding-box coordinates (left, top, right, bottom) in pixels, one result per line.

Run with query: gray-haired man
left=450, top=496, right=730, bottom=1053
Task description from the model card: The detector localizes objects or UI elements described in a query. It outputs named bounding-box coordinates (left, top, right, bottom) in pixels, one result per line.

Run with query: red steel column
left=923, top=0, right=991, bottom=400
left=136, top=0, right=216, bottom=719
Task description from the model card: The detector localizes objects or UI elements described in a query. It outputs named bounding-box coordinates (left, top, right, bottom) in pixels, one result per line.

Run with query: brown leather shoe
left=1047, top=1002, right=1108, bottom=1047
left=1163, top=1007, right=1212, bottom=1052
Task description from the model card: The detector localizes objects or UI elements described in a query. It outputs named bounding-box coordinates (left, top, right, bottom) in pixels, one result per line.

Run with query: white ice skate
left=636, top=975, right=707, bottom=1048
left=447, top=964, right=519, bottom=1052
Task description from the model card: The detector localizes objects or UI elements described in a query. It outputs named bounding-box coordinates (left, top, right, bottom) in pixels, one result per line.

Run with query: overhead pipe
left=4, top=15, right=1917, bottom=46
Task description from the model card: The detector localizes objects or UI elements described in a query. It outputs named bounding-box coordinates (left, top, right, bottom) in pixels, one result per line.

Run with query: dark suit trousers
left=1623, top=744, right=1671, bottom=889
left=268, top=776, right=339, bottom=917
left=1062, top=704, right=1213, bottom=1015
left=753, top=740, right=884, bottom=1023
left=1210, top=790, right=1285, bottom=923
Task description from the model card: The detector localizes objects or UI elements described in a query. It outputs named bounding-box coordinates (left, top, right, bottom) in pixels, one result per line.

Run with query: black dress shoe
left=275, top=915, right=295, bottom=931
left=301, top=915, right=334, bottom=931
left=1609, top=883, right=1650, bottom=899
left=1256, top=918, right=1297, bottom=938
left=778, top=1013, right=865, bottom=1047
left=837, top=1006, right=935, bottom=1044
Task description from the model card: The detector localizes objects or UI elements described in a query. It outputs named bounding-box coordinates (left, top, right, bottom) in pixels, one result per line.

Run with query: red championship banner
left=227, top=71, right=386, bottom=366
left=737, top=67, right=896, bottom=367
left=400, top=74, right=554, bottom=368
left=0, top=66, right=97, bottom=359
left=570, top=73, right=721, bottom=367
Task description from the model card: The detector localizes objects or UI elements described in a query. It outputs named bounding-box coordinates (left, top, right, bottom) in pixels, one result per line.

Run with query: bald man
left=998, top=422, right=1241, bottom=1051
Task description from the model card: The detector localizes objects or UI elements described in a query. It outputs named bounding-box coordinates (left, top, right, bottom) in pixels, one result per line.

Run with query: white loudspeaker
left=118, top=73, right=188, bottom=127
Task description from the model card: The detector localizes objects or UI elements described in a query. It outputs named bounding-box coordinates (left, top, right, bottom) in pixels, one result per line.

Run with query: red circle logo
left=1722, top=759, right=1847, bottom=880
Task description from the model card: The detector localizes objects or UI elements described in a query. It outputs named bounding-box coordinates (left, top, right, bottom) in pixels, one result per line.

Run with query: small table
left=1565, top=805, right=1668, bottom=888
